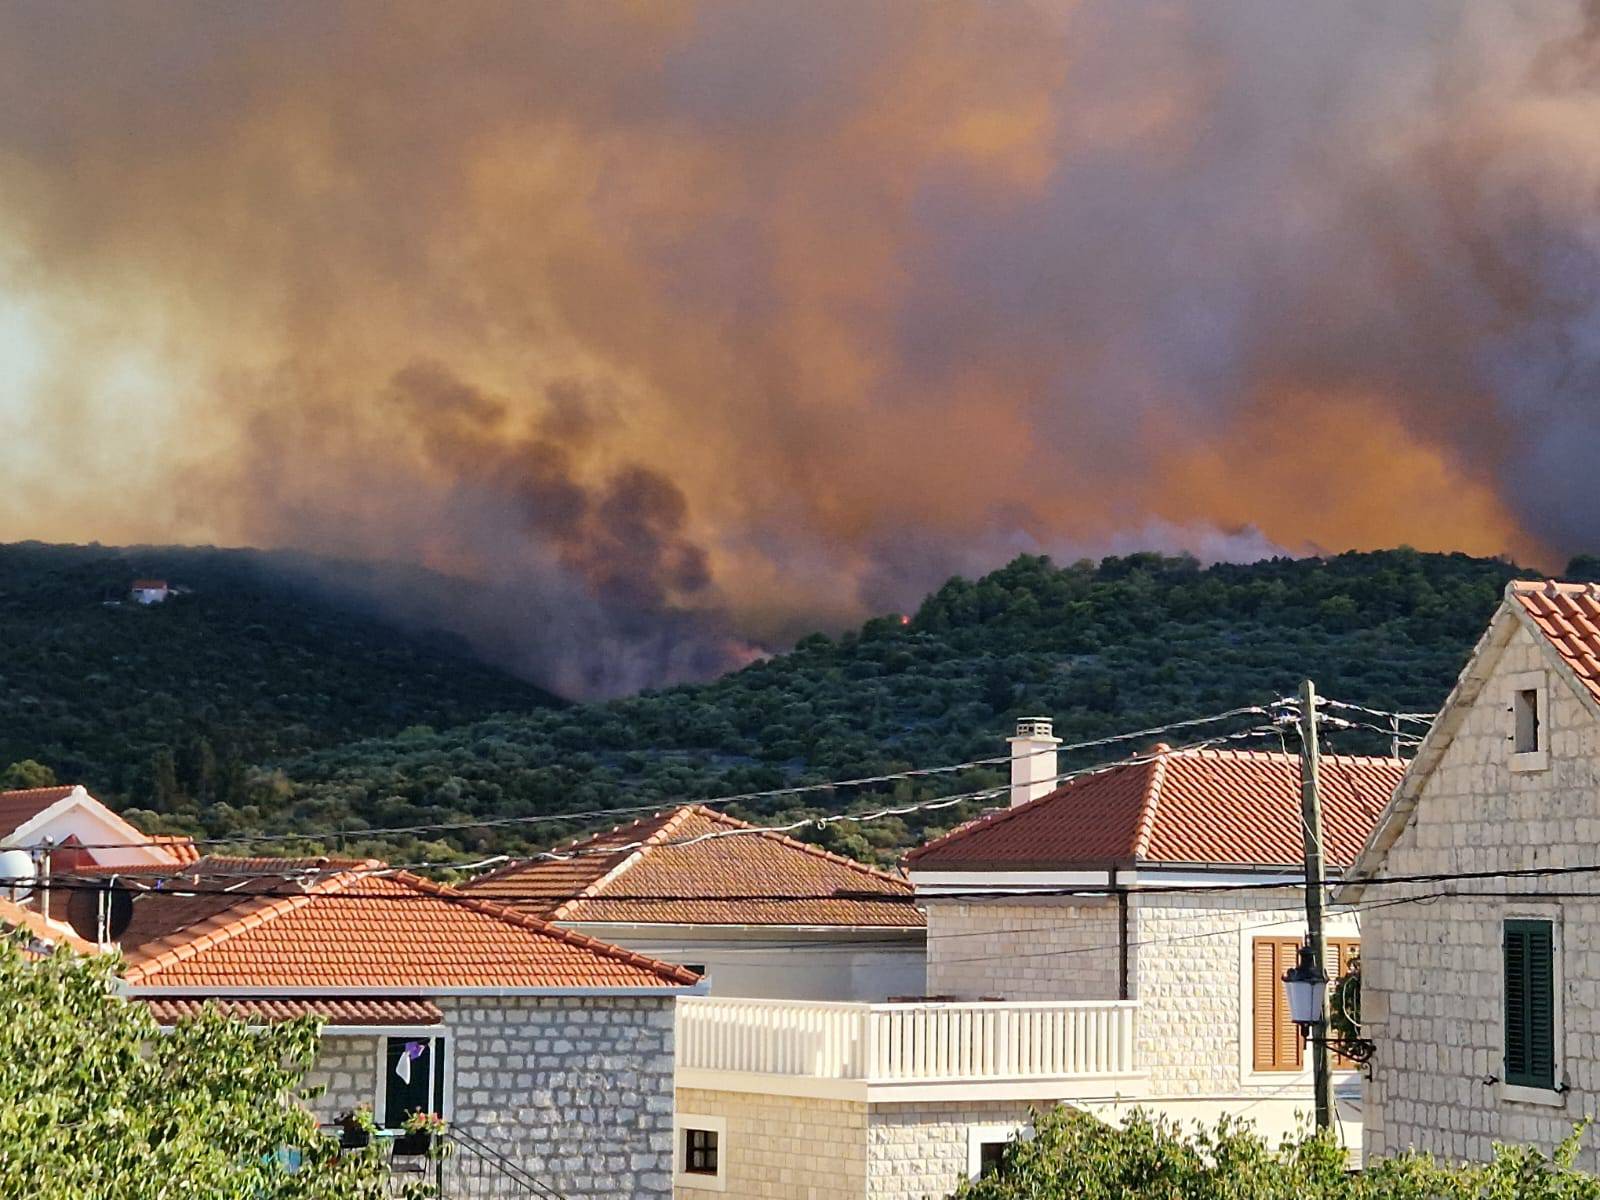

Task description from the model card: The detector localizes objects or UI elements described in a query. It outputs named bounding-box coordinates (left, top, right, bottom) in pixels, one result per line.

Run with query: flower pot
left=339, top=1118, right=373, bottom=1150
left=392, top=1131, right=432, bottom=1157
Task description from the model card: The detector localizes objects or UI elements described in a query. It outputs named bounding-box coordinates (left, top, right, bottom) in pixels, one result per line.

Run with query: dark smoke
left=1, top=2, right=1599, bottom=694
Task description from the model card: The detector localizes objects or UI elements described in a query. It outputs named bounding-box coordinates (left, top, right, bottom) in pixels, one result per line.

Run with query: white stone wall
left=674, top=1086, right=867, bottom=1199
left=866, top=1099, right=1048, bottom=1200
left=443, top=996, right=677, bottom=1199
left=302, top=1033, right=377, bottom=1124
left=564, top=928, right=927, bottom=1002
left=1364, top=622, right=1600, bottom=1168
left=923, top=898, right=1122, bottom=1001
left=296, top=998, right=676, bottom=1199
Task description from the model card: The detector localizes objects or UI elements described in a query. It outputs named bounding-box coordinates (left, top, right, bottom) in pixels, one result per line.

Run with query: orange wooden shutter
left=1252, top=938, right=1278, bottom=1071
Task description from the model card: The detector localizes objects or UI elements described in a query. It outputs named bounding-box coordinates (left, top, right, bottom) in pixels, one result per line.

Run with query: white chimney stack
left=1008, top=717, right=1062, bottom=808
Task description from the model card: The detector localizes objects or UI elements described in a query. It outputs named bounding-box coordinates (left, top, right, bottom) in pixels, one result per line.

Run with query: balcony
left=675, top=996, right=1144, bottom=1102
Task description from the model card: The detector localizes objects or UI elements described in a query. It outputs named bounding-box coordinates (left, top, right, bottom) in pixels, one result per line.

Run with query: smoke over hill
left=2, top=3, right=1597, bottom=693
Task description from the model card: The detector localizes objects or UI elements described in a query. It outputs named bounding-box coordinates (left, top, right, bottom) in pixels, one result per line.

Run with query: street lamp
left=1282, top=944, right=1327, bottom=1031
left=1282, top=942, right=1374, bottom=1065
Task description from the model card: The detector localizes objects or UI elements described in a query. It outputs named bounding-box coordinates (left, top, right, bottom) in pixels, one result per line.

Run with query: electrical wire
left=52, top=702, right=1284, bottom=854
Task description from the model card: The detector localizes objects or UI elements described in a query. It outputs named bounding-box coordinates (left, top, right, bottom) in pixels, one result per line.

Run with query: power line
left=24, top=853, right=1600, bottom=907
left=55, top=703, right=1287, bottom=855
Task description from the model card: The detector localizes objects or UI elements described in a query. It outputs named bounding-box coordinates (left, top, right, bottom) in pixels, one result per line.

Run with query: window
left=675, top=1114, right=727, bottom=1191
left=1251, top=938, right=1304, bottom=1072
left=977, top=1141, right=1009, bottom=1177
left=1506, top=672, right=1549, bottom=771
left=1250, top=937, right=1360, bottom=1073
left=967, top=1124, right=1030, bottom=1179
left=1514, top=689, right=1541, bottom=754
left=381, top=1036, right=447, bottom=1128
left=684, top=1129, right=718, bottom=1175
left=1504, top=919, right=1556, bottom=1090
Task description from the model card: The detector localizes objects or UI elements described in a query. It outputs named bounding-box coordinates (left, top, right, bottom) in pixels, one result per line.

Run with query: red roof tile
left=144, top=996, right=443, bottom=1026
left=0, top=786, right=76, bottom=837
left=906, top=748, right=1404, bottom=871
left=117, top=858, right=698, bottom=992
left=1509, top=580, right=1600, bottom=707
left=463, top=805, right=922, bottom=928
left=0, top=896, right=98, bottom=954
left=147, top=835, right=201, bottom=864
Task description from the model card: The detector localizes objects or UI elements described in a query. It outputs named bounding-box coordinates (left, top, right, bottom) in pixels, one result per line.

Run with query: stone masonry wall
left=302, top=1033, right=377, bottom=1124
left=1364, top=622, right=1600, bottom=1169
left=674, top=1086, right=867, bottom=1200
left=866, top=1099, right=1052, bottom=1200
left=443, top=995, right=677, bottom=1200
left=923, top=898, right=1122, bottom=1000
left=1133, top=890, right=1359, bottom=1099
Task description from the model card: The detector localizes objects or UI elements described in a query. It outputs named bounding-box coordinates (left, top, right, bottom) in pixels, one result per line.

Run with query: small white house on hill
left=1344, top=580, right=1600, bottom=1170
left=128, top=579, right=170, bottom=604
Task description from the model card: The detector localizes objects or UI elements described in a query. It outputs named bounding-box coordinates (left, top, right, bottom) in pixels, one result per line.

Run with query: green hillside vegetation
left=0, top=542, right=558, bottom=807
left=49, top=546, right=1533, bottom=867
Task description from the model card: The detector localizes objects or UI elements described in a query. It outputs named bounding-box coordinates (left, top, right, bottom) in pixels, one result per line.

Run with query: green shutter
left=1504, top=920, right=1556, bottom=1089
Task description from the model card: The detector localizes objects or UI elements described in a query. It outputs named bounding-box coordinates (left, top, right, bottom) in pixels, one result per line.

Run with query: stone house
left=1343, top=580, right=1600, bottom=1168
left=463, top=804, right=926, bottom=1002
left=64, top=854, right=701, bottom=1198
left=671, top=722, right=1403, bottom=1199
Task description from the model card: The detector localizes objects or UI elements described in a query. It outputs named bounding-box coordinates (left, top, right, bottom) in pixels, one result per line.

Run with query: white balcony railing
left=676, top=997, right=1141, bottom=1099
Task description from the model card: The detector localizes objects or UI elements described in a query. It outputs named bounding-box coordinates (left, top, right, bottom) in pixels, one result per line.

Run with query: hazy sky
left=2, top=1, right=1598, bottom=694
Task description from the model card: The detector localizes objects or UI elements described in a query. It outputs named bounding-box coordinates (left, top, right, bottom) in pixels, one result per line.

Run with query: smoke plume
left=1, top=2, right=1597, bottom=694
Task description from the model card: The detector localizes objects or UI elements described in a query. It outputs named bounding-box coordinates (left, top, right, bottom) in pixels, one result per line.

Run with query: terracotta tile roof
left=906, top=748, right=1404, bottom=872
left=1509, top=580, right=1600, bottom=706
left=0, top=786, right=76, bottom=837
left=117, top=857, right=699, bottom=992
left=147, top=835, right=201, bottom=864
left=0, top=896, right=98, bottom=954
left=462, top=805, right=923, bottom=928
left=144, top=996, right=444, bottom=1026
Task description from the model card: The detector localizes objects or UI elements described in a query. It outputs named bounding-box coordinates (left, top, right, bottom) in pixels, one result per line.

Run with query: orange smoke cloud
left=0, top=2, right=1597, bottom=694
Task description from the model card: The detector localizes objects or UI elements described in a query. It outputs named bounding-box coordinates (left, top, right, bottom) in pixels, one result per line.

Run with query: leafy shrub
left=953, top=1107, right=1600, bottom=1200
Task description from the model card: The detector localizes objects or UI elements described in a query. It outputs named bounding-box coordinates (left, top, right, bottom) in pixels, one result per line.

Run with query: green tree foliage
left=0, top=935, right=418, bottom=1198
left=954, top=1107, right=1600, bottom=1199
left=0, top=544, right=1552, bottom=862
left=0, top=759, right=57, bottom=789
left=0, top=543, right=557, bottom=802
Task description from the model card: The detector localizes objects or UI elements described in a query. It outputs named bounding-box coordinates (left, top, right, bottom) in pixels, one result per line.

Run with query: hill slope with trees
left=0, top=542, right=559, bottom=805
left=16, top=546, right=1534, bottom=866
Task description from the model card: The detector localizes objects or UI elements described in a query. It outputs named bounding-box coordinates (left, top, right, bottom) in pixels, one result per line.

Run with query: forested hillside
left=0, top=543, right=558, bottom=803
left=14, top=546, right=1533, bottom=867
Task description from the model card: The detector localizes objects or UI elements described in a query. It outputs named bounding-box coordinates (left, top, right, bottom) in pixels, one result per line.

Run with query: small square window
left=1514, top=688, right=1541, bottom=754
left=978, top=1142, right=1009, bottom=1177
left=684, top=1128, right=719, bottom=1175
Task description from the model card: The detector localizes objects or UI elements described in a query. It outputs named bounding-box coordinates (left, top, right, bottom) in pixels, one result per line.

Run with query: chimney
left=1008, top=717, right=1062, bottom=808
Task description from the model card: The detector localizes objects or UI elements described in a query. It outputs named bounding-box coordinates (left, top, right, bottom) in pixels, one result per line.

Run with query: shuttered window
left=1252, top=938, right=1303, bottom=1071
left=1252, top=936, right=1360, bottom=1072
left=1504, top=919, right=1556, bottom=1090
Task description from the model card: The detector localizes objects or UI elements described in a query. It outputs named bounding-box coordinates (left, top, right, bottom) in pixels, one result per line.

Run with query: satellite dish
left=63, top=879, right=135, bottom=943
left=0, top=848, right=36, bottom=902
left=103, top=886, right=134, bottom=941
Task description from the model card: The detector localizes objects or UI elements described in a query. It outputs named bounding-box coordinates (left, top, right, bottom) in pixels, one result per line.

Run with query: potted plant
left=338, top=1104, right=377, bottom=1150
left=394, top=1109, right=447, bottom=1157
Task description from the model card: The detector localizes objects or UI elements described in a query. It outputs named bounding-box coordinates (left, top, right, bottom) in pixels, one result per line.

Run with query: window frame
left=372, top=1032, right=452, bottom=1128
left=674, top=1114, right=728, bottom=1192
left=1505, top=671, right=1550, bottom=773
left=966, top=1123, right=1031, bottom=1180
left=1238, top=916, right=1363, bottom=1087
left=1500, top=909, right=1565, bottom=1106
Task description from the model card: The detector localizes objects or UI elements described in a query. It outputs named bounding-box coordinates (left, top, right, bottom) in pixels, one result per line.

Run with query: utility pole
left=1297, top=679, right=1334, bottom=1131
